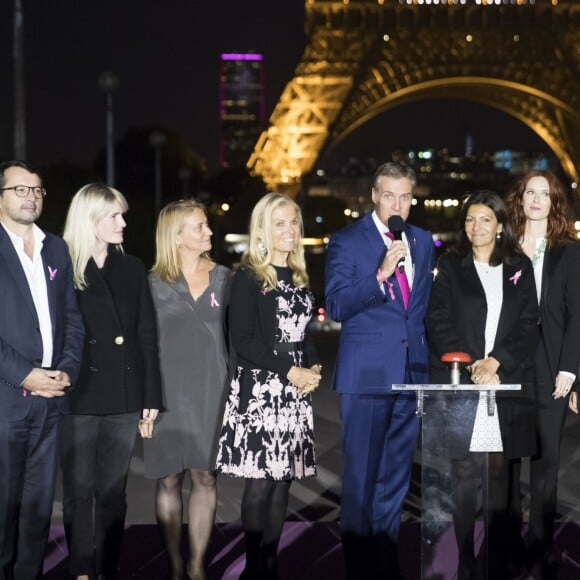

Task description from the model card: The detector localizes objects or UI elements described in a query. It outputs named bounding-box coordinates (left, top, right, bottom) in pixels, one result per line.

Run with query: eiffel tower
left=248, top=0, right=580, bottom=195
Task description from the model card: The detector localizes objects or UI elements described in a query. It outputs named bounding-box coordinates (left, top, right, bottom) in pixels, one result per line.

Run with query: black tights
left=155, top=469, right=217, bottom=580
left=452, top=452, right=522, bottom=579
left=240, top=478, right=291, bottom=576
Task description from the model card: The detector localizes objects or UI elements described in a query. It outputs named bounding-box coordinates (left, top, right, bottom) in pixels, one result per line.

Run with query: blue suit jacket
left=325, top=212, right=434, bottom=394
left=0, top=225, right=84, bottom=418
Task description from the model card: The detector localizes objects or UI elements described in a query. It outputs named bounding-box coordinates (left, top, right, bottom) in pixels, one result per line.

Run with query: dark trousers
left=340, top=393, right=419, bottom=579
left=0, top=397, right=61, bottom=580
left=528, top=380, right=568, bottom=560
left=452, top=452, right=524, bottom=580
left=60, top=412, right=140, bottom=577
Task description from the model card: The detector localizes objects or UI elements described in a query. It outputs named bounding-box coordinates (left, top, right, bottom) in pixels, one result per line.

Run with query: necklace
left=531, top=238, right=547, bottom=267
left=474, top=260, right=492, bottom=275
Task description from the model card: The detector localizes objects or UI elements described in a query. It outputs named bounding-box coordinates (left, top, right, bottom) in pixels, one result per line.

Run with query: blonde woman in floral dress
left=216, top=192, right=322, bottom=580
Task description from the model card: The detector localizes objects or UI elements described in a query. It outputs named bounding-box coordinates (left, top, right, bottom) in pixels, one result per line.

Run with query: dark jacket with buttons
left=68, top=249, right=163, bottom=415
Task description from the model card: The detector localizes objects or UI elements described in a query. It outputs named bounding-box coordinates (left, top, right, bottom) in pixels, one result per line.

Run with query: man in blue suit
left=0, top=161, right=84, bottom=579
left=325, top=161, right=434, bottom=579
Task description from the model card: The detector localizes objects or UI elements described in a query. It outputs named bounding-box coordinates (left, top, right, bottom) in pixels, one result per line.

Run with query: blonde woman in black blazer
left=61, top=183, right=162, bottom=580
left=506, top=170, right=580, bottom=580
left=427, top=190, right=539, bottom=580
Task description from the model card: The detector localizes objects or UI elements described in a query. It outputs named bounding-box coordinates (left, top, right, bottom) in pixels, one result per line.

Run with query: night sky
left=0, top=1, right=551, bottom=175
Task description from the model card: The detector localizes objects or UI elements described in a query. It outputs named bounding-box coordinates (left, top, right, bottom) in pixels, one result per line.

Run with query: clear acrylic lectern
left=392, top=383, right=520, bottom=580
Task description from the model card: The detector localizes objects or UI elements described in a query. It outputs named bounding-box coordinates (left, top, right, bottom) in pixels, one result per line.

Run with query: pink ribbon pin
left=48, top=266, right=58, bottom=281
left=385, top=280, right=395, bottom=301
left=260, top=288, right=269, bottom=295
left=509, top=270, right=522, bottom=286
left=210, top=292, right=219, bottom=307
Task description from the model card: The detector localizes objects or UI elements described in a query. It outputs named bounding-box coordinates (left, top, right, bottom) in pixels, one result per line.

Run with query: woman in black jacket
left=506, top=170, right=580, bottom=580
left=60, top=183, right=163, bottom=580
left=427, top=190, right=539, bottom=580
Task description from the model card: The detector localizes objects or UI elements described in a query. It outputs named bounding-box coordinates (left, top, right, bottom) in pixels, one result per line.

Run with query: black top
left=535, top=242, right=580, bottom=390
left=69, top=249, right=163, bottom=414
left=426, top=251, right=540, bottom=459
left=229, top=266, right=318, bottom=378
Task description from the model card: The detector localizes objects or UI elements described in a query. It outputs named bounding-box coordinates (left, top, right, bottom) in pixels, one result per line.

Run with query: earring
left=496, top=232, right=502, bottom=240
left=257, top=242, right=267, bottom=256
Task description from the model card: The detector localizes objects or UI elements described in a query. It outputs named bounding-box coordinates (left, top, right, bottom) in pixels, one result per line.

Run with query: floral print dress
left=216, top=268, right=317, bottom=480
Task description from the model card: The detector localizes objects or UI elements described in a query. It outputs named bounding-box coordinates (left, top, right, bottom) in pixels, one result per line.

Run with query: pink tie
left=385, top=232, right=410, bottom=309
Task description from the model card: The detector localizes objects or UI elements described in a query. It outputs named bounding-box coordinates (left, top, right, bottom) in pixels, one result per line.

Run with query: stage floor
left=44, top=520, right=580, bottom=579
left=45, top=333, right=580, bottom=578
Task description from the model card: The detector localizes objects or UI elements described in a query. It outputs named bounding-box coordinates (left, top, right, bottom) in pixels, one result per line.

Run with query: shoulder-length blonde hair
left=151, top=198, right=211, bottom=283
left=63, top=183, right=128, bottom=290
left=242, top=192, right=309, bottom=290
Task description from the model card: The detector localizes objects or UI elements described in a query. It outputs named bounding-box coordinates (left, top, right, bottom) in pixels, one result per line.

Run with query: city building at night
left=300, top=146, right=574, bottom=251
left=218, top=52, right=265, bottom=170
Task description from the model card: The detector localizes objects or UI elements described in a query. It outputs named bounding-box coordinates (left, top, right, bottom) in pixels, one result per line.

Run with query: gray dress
left=144, top=265, right=231, bottom=478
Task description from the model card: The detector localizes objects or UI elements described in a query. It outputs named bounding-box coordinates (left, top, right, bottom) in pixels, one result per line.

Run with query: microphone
left=387, top=215, right=406, bottom=273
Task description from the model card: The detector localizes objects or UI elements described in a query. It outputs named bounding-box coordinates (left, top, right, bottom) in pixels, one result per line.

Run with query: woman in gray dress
left=144, top=199, right=231, bottom=580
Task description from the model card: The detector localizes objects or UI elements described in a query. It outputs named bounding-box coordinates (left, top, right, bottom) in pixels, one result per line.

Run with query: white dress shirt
left=2, top=223, right=54, bottom=367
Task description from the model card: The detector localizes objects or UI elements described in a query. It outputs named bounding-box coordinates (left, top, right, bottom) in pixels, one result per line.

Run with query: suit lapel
left=86, top=256, right=124, bottom=331
left=460, top=254, right=486, bottom=299
left=362, top=213, right=387, bottom=266
left=0, top=226, right=39, bottom=322
left=41, top=237, right=57, bottom=333
left=497, top=262, right=515, bottom=342
left=405, top=224, right=418, bottom=266
left=540, top=245, right=563, bottom=312
left=404, top=225, right=420, bottom=308
left=496, top=258, right=529, bottom=345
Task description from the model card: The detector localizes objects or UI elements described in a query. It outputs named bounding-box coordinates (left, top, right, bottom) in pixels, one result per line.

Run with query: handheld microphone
left=387, top=215, right=406, bottom=273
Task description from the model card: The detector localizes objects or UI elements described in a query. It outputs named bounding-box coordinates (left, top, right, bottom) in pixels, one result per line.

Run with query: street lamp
left=150, top=131, right=167, bottom=215
left=98, top=71, right=119, bottom=186
left=178, top=167, right=192, bottom=197
left=13, top=0, right=26, bottom=159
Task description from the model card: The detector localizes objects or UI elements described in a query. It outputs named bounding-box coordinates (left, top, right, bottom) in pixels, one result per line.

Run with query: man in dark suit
left=0, top=161, right=84, bottom=579
left=325, top=161, right=434, bottom=579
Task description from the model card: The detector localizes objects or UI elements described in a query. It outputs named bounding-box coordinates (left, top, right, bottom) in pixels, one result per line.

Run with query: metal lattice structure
left=247, top=0, right=580, bottom=195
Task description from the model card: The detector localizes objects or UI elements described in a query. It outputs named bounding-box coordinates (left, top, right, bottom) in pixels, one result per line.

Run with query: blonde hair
left=63, top=183, right=128, bottom=290
left=242, top=192, right=309, bottom=290
left=151, top=198, right=211, bottom=283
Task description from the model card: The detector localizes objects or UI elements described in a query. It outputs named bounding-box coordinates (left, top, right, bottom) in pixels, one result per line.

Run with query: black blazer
left=537, top=242, right=580, bottom=387
left=427, top=251, right=540, bottom=458
left=68, top=250, right=163, bottom=415
left=0, top=227, right=84, bottom=419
